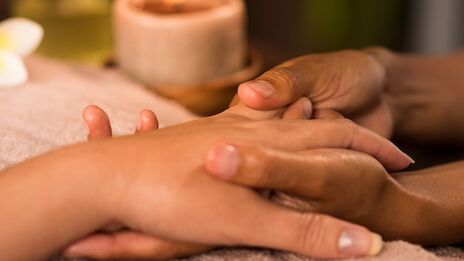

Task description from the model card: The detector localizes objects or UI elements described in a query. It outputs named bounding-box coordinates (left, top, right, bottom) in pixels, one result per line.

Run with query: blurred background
left=1, top=0, right=464, bottom=67
left=1, top=0, right=463, bottom=166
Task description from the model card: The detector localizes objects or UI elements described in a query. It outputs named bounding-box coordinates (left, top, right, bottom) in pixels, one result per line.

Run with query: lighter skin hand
left=65, top=105, right=211, bottom=260
left=64, top=102, right=311, bottom=260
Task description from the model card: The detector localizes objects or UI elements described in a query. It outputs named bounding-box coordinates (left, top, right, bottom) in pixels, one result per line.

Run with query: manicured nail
left=207, top=144, right=240, bottom=179
left=246, top=80, right=275, bottom=98
left=338, top=229, right=383, bottom=257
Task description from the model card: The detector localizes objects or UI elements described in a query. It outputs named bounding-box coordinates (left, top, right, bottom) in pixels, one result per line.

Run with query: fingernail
left=338, top=229, right=383, bottom=257
left=302, top=98, right=313, bottom=119
left=404, top=152, right=415, bottom=165
left=207, top=144, right=240, bottom=179
left=246, top=80, right=275, bottom=98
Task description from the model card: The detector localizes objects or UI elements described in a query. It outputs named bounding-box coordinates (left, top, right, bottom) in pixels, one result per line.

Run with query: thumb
left=238, top=62, right=315, bottom=110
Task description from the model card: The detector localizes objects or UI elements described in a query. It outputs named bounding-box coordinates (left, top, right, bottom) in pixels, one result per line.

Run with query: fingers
left=282, top=97, right=313, bottom=120
left=83, top=106, right=158, bottom=140
left=135, top=109, right=159, bottom=133
left=83, top=105, right=112, bottom=140
left=237, top=60, right=316, bottom=110
left=313, top=109, right=344, bottom=120
left=116, top=170, right=382, bottom=259
left=270, top=212, right=383, bottom=259
left=64, top=232, right=210, bottom=260
left=198, top=183, right=383, bottom=259
left=256, top=119, right=413, bottom=171
left=205, top=143, right=381, bottom=199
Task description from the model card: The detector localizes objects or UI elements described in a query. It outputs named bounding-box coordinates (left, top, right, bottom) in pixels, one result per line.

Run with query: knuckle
left=241, top=145, right=273, bottom=186
left=296, top=214, right=331, bottom=254
left=264, top=67, right=299, bottom=91
left=333, top=118, right=359, bottom=148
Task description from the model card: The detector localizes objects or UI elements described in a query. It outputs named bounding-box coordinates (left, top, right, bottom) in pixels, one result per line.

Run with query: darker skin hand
left=204, top=141, right=464, bottom=245
left=237, top=48, right=464, bottom=145
left=225, top=48, right=464, bottom=244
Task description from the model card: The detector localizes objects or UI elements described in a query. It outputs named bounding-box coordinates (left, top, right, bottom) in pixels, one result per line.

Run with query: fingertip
left=136, top=109, right=158, bottom=133
left=338, top=228, right=383, bottom=257
left=83, top=105, right=112, bottom=140
left=282, top=97, right=312, bottom=119
left=238, top=81, right=280, bottom=110
left=238, top=83, right=264, bottom=109
left=388, top=150, right=415, bottom=172
left=82, top=105, right=101, bottom=124
left=205, top=142, right=240, bottom=180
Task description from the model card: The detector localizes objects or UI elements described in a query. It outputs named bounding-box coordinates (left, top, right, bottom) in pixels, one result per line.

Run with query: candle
left=114, top=0, right=247, bottom=87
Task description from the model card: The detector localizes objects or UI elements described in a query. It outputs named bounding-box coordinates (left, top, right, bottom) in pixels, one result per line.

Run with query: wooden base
left=152, top=47, right=264, bottom=116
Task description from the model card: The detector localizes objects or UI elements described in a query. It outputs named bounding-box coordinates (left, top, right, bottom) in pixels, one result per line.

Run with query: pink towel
left=0, top=56, right=462, bottom=261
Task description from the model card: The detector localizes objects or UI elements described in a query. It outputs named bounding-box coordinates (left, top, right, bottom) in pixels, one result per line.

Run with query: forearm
left=369, top=49, right=464, bottom=145
left=0, top=143, right=110, bottom=261
left=383, top=161, right=464, bottom=244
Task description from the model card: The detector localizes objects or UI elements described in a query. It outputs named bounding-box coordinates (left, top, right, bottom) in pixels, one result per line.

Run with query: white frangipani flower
left=0, top=18, right=43, bottom=88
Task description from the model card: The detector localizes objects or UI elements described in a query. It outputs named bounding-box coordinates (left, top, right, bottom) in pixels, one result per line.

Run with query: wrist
left=73, top=139, right=131, bottom=225
left=389, top=170, right=464, bottom=244
left=363, top=48, right=405, bottom=133
left=0, top=142, right=112, bottom=260
left=43, top=143, right=113, bottom=230
left=366, top=178, right=431, bottom=242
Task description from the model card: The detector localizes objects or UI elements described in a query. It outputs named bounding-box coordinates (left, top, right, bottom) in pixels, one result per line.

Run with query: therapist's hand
left=203, top=140, right=421, bottom=242
left=238, top=48, right=464, bottom=145
left=236, top=49, right=393, bottom=138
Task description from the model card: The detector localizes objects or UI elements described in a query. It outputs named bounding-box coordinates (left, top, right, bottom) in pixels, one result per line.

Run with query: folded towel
left=0, top=56, right=462, bottom=261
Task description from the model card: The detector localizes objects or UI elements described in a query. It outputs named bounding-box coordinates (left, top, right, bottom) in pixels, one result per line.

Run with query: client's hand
left=64, top=105, right=211, bottom=260
left=62, top=105, right=411, bottom=260
left=67, top=104, right=314, bottom=260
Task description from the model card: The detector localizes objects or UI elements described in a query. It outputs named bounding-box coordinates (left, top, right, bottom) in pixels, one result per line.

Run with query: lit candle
left=114, top=0, right=247, bottom=87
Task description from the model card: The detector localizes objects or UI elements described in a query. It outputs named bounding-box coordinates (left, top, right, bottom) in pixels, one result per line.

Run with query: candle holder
left=114, top=0, right=260, bottom=116
left=153, top=46, right=263, bottom=116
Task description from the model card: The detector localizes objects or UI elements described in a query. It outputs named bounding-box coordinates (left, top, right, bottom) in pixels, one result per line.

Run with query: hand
left=204, top=141, right=464, bottom=244
left=0, top=104, right=413, bottom=260
left=237, top=48, right=464, bottom=145
left=202, top=110, right=411, bottom=239
left=64, top=105, right=211, bottom=260
left=71, top=105, right=413, bottom=259
left=204, top=142, right=403, bottom=236
left=235, top=49, right=394, bottom=137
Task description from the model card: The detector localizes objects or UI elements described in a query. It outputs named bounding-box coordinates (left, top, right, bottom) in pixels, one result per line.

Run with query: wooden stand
left=152, top=47, right=264, bottom=116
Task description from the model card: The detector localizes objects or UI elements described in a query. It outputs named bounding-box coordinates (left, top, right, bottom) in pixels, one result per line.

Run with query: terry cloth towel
left=0, top=56, right=462, bottom=261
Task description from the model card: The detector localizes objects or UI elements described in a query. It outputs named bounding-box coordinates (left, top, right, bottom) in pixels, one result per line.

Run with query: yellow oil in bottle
left=12, top=0, right=113, bottom=65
